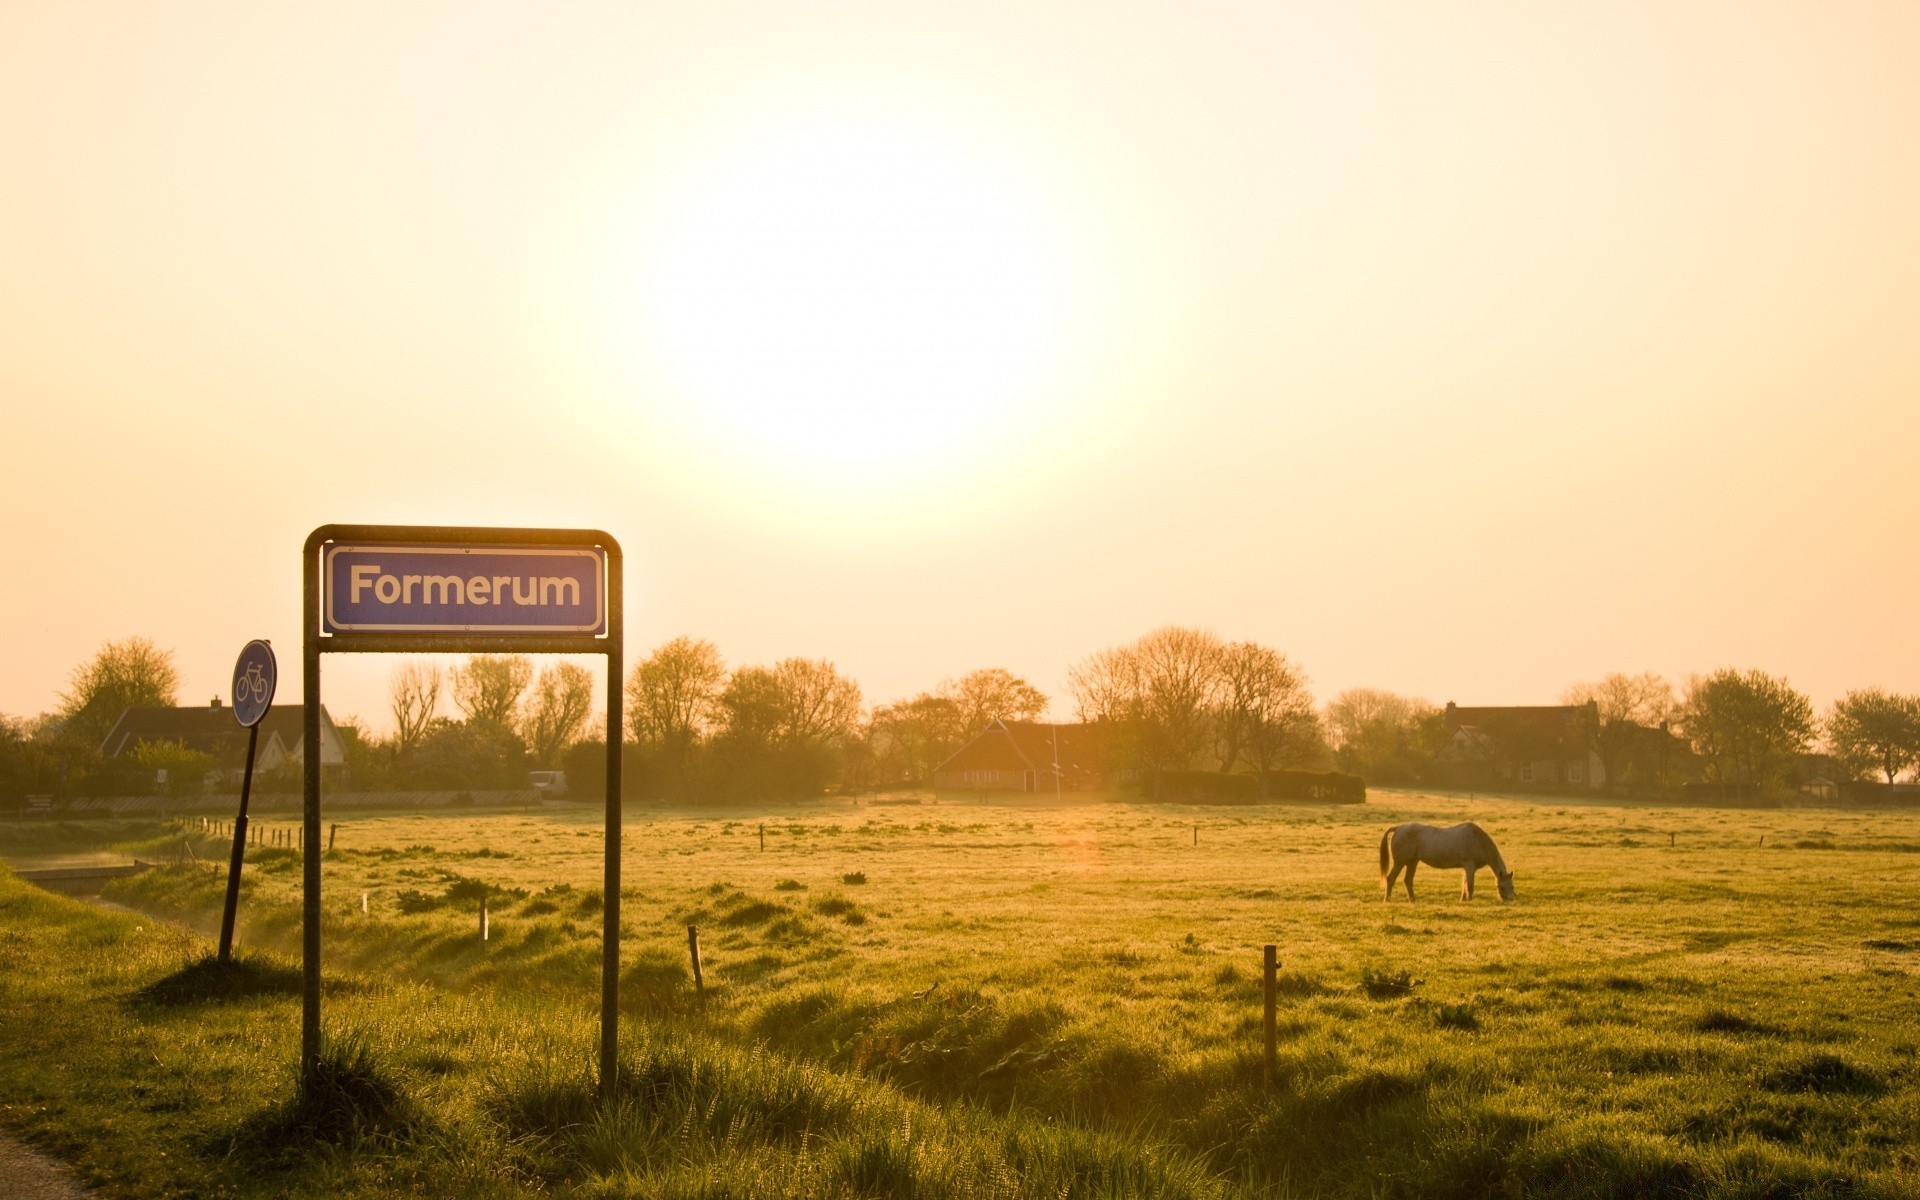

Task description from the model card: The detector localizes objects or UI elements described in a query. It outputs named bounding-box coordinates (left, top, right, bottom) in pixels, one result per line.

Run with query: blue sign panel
left=322, top=544, right=607, bottom=635
left=230, top=639, right=277, bottom=728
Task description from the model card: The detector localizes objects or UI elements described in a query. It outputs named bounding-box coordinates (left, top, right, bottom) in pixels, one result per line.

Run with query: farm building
left=1435, top=701, right=1605, bottom=789
left=99, top=699, right=346, bottom=780
left=933, top=720, right=1107, bottom=793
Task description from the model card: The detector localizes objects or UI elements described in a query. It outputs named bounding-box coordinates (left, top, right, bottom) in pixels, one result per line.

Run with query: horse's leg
left=1463, top=867, right=1475, bottom=901
left=1404, top=862, right=1418, bottom=901
left=1384, top=861, right=1403, bottom=901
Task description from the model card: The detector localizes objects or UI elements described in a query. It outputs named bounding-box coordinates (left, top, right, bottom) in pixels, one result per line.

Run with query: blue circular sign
left=231, top=640, right=277, bottom=728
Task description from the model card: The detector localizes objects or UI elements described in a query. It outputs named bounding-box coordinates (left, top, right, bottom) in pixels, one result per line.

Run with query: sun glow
left=617, top=104, right=1079, bottom=510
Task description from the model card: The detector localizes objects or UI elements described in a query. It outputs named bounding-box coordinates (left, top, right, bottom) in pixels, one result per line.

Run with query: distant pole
left=480, top=896, right=489, bottom=943
left=1262, top=944, right=1278, bottom=1085
left=217, top=724, right=261, bottom=964
left=687, top=925, right=704, bottom=994
left=759, top=825, right=765, bottom=852
left=329, top=824, right=337, bottom=852
left=1193, top=823, right=1198, bottom=847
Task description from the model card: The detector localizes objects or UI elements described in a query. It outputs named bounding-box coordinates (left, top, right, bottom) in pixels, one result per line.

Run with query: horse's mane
left=1467, top=822, right=1508, bottom=872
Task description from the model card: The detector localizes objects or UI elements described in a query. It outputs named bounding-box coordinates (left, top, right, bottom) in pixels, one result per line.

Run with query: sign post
left=218, top=639, right=277, bottom=963
left=301, top=525, right=623, bottom=1095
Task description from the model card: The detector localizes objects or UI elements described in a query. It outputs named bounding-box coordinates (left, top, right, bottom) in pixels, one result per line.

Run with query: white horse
left=1379, top=822, right=1514, bottom=902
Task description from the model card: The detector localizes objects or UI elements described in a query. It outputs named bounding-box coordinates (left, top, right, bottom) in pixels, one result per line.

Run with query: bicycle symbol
left=236, top=662, right=270, bottom=707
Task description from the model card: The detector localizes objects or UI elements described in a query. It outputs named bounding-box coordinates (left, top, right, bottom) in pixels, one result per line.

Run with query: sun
left=620, top=105, right=1072, bottom=507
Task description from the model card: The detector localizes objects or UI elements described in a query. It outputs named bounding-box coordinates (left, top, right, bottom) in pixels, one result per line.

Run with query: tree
left=1563, top=672, right=1680, bottom=789
left=1324, top=689, right=1444, bottom=784
left=521, top=663, right=596, bottom=767
left=389, top=661, right=443, bottom=759
left=867, top=694, right=968, bottom=785
left=450, top=655, right=533, bottom=727
left=1680, top=669, right=1815, bottom=790
left=627, top=638, right=726, bottom=758
left=130, top=738, right=216, bottom=798
left=768, top=658, right=864, bottom=748
left=940, top=668, right=1048, bottom=734
left=56, top=637, right=180, bottom=748
left=1068, top=627, right=1226, bottom=788
left=1212, top=642, right=1318, bottom=778
left=1563, top=673, right=1678, bottom=727
left=712, top=659, right=863, bottom=798
left=1828, top=689, right=1920, bottom=787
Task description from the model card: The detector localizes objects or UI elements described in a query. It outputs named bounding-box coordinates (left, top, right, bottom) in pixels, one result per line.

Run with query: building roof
left=1443, top=702, right=1598, bottom=760
left=99, top=702, right=338, bottom=762
left=934, top=720, right=1106, bottom=777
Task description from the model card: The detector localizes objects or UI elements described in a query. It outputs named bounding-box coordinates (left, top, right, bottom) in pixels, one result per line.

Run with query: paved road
left=0, top=1132, right=90, bottom=1199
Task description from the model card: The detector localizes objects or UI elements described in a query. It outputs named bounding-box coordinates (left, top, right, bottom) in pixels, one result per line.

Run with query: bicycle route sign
left=230, top=639, right=277, bottom=728
left=321, top=542, right=607, bottom=636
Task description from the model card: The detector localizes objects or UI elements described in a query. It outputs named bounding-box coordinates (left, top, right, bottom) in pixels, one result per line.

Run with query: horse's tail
left=1379, top=827, right=1394, bottom=878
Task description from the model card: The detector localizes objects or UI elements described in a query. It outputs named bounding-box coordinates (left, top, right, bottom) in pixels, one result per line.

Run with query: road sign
left=302, top=524, right=624, bottom=1096
left=230, top=639, right=277, bottom=728
left=322, top=543, right=606, bottom=635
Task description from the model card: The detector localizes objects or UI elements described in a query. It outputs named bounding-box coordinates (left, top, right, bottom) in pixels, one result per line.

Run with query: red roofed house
left=1436, top=701, right=1605, bottom=790
left=933, top=720, right=1108, bottom=793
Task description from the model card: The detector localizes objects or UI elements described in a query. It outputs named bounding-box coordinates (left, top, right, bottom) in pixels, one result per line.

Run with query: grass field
left=2, top=790, right=1918, bottom=1198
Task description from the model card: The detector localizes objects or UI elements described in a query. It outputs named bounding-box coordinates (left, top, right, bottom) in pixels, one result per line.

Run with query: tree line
left=5, top=632, right=1920, bottom=802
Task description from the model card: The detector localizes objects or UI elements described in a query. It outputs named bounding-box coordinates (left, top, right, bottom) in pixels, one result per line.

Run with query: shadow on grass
left=132, top=953, right=303, bottom=1007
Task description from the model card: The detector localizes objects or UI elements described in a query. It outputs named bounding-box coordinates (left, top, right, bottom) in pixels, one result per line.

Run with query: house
left=99, top=699, right=346, bottom=779
left=933, top=720, right=1106, bottom=793
left=1436, top=702, right=1605, bottom=790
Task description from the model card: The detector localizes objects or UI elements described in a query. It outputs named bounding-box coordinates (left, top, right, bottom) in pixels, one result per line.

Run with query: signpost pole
left=600, top=541, right=623, bottom=1099
left=216, top=722, right=260, bottom=963
left=302, top=535, right=323, bottom=1083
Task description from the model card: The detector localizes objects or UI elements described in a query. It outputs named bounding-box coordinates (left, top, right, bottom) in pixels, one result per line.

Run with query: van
left=529, top=770, right=568, bottom=798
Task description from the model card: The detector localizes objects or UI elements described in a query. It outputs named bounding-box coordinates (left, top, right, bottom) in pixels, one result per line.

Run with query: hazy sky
left=3, top=2, right=1916, bottom=732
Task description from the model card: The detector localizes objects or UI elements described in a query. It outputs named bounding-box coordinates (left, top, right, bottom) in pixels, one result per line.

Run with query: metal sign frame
left=302, top=524, right=624, bottom=1095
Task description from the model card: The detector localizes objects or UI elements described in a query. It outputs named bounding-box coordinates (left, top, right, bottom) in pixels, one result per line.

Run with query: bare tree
left=450, top=655, right=533, bottom=727
left=520, top=663, right=595, bottom=768
left=1323, top=688, right=1443, bottom=784
left=771, top=658, right=864, bottom=747
left=1562, top=672, right=1679, bottom=787
left=627, top=637, right=726, bottom=757
left=1828, top=689, right=1920, bottom=788
left=1562, top=673, right=1678, bottom=726
left=1067, top=627, right=1225, bottom=789
left=57, top=637, right=180, bottom=747
left=940, top=668, right=1048, bottom=734
left=389, top=661, right=443, bottom=758
left=1213, top=642, right=1317, bottom=779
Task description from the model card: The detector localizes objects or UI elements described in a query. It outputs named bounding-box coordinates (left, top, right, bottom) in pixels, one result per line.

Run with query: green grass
left=3, top=791, right=1919, bottom=1197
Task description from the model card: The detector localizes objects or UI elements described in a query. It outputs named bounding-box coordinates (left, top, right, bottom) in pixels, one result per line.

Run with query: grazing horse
left=1379, top=822, right=1514, bottom=902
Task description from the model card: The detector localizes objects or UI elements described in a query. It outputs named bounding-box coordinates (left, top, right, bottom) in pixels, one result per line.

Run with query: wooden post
left=759, top=825, right=765, bottom=852
left=361, top=891, right=368, bottom=915
left=1262, top=944, right=1278, bottom=1085
left=480, top=896, right=490, bottom=942
left=329, top=824, right=337, bottom=852
left=687, top=925, right=704, bottom=993
left=1669, top=832, right=1675, bottom=847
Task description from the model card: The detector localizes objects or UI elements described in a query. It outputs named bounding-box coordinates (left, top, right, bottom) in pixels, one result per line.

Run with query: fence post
left=480, top=896, right=489, bottom=942
left=687, top=925, right=704, bottom=994
left=329, top=824, right=337, bottom=852
left=759, top=825, right=765, bottom=852
left=1263, top=944, right=1278, bottom=1085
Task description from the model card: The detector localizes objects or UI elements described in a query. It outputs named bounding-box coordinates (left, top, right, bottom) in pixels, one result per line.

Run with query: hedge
left=1152, top=769, right=1365, bottom=805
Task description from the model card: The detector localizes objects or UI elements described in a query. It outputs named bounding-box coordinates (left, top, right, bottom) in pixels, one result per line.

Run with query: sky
left=2, top=1, right=1917, bottom=733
